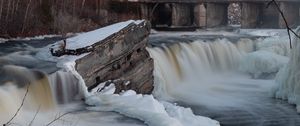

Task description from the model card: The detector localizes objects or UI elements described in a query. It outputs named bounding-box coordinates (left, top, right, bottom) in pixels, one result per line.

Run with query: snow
left=65, top=20, right=144, bottom=50
left=271, top=27, right=300, bottom=112
left=36, top=20, right=144, bottom=68
left=125, top=81, right=131, bottom=86
left=90, top=81, right=116, bottom=95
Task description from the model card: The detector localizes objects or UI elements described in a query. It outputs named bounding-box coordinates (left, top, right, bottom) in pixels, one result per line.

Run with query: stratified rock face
left=75, top=21, right=154, bottom=94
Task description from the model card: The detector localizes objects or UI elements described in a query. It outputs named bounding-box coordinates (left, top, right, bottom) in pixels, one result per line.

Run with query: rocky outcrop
left=75, top=21, right=154, bottom=94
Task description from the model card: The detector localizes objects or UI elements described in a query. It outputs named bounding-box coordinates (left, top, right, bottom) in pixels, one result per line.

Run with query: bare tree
left=6, top=0, right=11, bottom=21
left=28, top=106, right=40, bottom=126
left=0, top=0, right=3, bottom=20
left=22, top=0, right=32, bottom=33
left=81, top=0, right=86, bottom=15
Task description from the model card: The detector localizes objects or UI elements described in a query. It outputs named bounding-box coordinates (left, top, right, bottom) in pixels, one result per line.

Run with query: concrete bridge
left=115, top=0, right=300, bottom=29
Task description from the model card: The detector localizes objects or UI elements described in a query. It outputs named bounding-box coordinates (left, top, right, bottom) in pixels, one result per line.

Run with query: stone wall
left=75, top=21, right=154, bottom=94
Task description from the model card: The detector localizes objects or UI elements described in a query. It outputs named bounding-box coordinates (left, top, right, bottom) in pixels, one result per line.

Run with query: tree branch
left=267, top=0, right=300, bottom=49
left=28, top=105, right=40, bottom=126
left=3, top=85, right=30, bottom=126
left=45, top=110, right=83, bottom=126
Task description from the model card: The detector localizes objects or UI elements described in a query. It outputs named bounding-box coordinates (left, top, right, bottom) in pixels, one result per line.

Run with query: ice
left=85, top=90, right=220, bottom=126
left=256, top=36, right=290, bottom=56
left=162, top=102, right=220, bottom=126
left=271, top=27, right=300, bottom=112
left=121, top=90, right=137, bottom=96
left=238, top=29, right=289, bottom=37
left=239, top=50, right=288, bottom=78
left=238, top=33, right=290, bottom=78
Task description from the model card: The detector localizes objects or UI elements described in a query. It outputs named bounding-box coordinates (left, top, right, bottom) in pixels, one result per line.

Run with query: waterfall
left=49, top=71, right=80, bottom=104
left=147, top=39, right=252, bottom=102
left=0, top=50, right=84, bottom=124
left=0, top=65, right=55, bottom=111
left=147, top=37, right=289, bottom=107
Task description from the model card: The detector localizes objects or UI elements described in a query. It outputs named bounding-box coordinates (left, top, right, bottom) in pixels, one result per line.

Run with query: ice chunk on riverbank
left=85, top=90, right=220, bottom=126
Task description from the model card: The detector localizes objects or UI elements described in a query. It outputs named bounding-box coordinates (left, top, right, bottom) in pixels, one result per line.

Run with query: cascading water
left=148, top=39, right=245, bottom=105
left=0, top=43, right=84, bottom=125
left=147, top=37, right=289, bottom=107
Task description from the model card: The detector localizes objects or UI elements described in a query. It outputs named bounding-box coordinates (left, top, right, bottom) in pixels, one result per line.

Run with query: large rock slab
left=75, top=21, right=154, bottom=94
